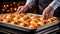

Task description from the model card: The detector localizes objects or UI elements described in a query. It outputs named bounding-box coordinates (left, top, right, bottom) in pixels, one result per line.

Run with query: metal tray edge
left=36, top=21, right=60, bottom=32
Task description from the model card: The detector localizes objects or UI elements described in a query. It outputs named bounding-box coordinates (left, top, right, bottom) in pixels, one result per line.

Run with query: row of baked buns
left=0, top=13, right=59, bottom=29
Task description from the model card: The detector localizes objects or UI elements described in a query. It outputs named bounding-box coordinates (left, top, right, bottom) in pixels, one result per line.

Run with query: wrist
left=49, top=0, right=59, bottom=10
left=48, top=6, right=54, bottom=11
left=24, top=4, right=29, bottom=8
left=24, top=4, right=29, bottom=9
left=44, top=6, right=54, bottom=12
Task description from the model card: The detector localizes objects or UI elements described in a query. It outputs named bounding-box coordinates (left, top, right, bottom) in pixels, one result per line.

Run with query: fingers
left=42, top=11, right=47, bottom=20
left=50, top=11, right=54, bottom=18
left=42, top=11, right=53, bottom=20
left=42, top=6, right=54, bottom=20
left=17, top=5, right=28, bottom=14
left=19, top=7, right=26, bottom=14
left=19, top=7, right=23, bottom=14
left=48, top=10, right=54, bottom=18
left=17, top=6, right=22, bottom=14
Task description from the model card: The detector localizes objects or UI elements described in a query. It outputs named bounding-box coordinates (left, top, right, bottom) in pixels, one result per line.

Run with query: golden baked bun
left=43, top=20, right=50, bottom=25
left=3, top=18, right=12, bottom=23
left=12, top=21, right=20, bottom=25
left=13, top=17, right=19, bottom=21
left=19, top=17, right=24, bottom=21
left=48, top=18, right=58, bottom=23
left=38, top=20, right=49, bottom=26
left=5, top=14, right=12, bottom=18
left=28, top=25, right=35, bottom=29
left=23, top=21, right=30, bottom=27
left=29, top=24, right=40, bottom=29
left=0, top=18, right=3, bottom=22
left=23, top=16, right=31, bottom=22
left=52, top=18, right=58, bottom=22
left=39, top=17, right=43, bottom=21
left=2, top=14, right=8, bottom=19
left=30, top=20, right=38, bottom=26
left=19, top=21, right=30, bottom=27
left=38, top=22, right=44, bottom=26
left=19, top=23, right=27, bottom=27
left=10, top=21, right=15, bottom=24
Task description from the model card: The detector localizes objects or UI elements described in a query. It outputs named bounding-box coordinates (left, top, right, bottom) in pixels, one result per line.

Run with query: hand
left=17, top=5, right=28, bottom=14
left=42, top=6, right=54, bottom=20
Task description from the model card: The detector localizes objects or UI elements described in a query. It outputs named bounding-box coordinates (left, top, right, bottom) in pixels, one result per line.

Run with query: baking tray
left=27, top=13, right=60, bottom=32
left=0, top=13, right=60, bottom=33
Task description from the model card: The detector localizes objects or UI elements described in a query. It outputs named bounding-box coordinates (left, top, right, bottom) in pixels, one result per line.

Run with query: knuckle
left=18, top=6, right=22, bottom=8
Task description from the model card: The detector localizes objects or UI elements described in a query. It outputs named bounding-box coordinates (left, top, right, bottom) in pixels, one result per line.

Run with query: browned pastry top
left=0, top=13, right=59, bottom=29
